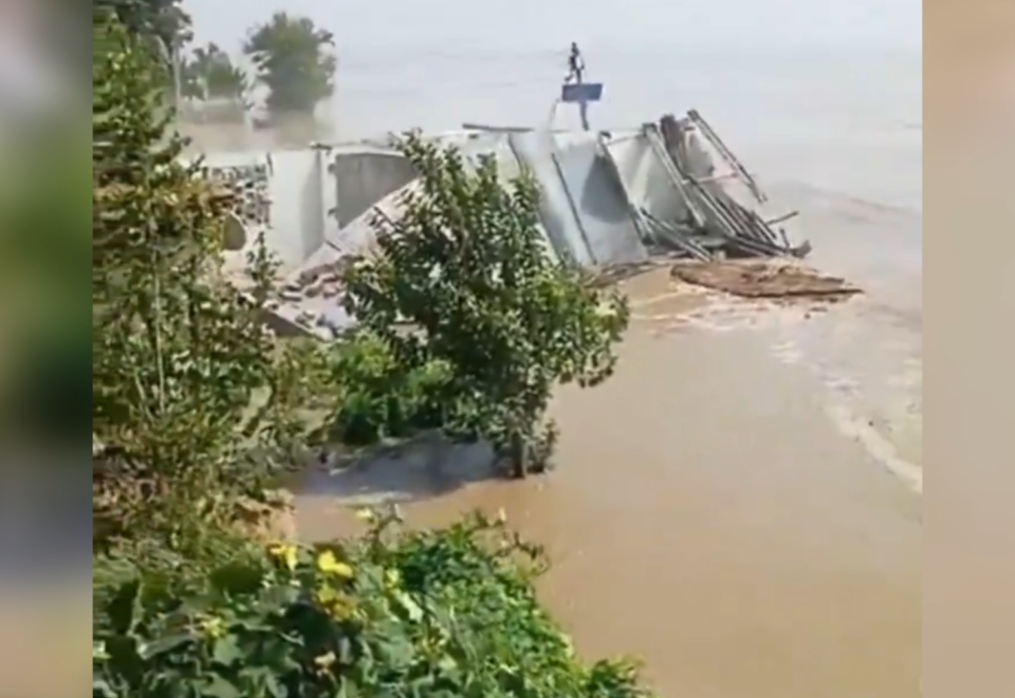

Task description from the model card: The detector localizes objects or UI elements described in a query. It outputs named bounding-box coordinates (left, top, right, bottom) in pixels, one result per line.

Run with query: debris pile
left=263, top=259, right=355, bottom=339
left=195, top=105, right=828, bottom=340
left=634, top=112, right=810, bottom=262
left=670, top=260, right=861, bottom=301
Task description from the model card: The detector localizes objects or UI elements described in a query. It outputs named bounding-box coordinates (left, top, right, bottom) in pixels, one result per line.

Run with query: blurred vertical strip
left=0, top=0, right=66, bottom=134
left=0, top=0, right=87, bottom=447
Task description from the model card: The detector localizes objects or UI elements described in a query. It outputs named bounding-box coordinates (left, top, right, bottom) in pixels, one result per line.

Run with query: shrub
left=326, top=334, right=453, bottom=447
left=94, top=509, right=652, bottom=698
left=339, top=134, right=630, bottom=475
left=91, top=16, right=337, bottom=562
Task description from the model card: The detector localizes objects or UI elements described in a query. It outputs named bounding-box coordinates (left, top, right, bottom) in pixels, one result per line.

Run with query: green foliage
left=182, top=43, right=249, bottom=102
left=179, top=43, right=249, bottom=125
left=244, top=13, right=337, bottom=117
left=94, top=0, right=192, bottom=57
left=324, top=335, right=453, bottom=446
left=339, top=133, right=630, bottom=474
left=91, top=18, right=338, bottom=559
left=94, top=509, right=652, bottom=698
left=91, top=13, right=646, bottom=698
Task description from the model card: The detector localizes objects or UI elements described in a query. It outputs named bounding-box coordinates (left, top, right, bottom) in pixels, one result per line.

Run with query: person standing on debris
left=565, top=42, right=585, bottom=83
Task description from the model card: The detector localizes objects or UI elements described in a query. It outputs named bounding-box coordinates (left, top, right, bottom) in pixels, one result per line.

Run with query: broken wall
left=195, top=128, right=696, bottom=339
left=198, top=149, right=328, bottom=274
left=329, top=147, right=418, bottom=228
left=553, top=133, right=648, bottom=267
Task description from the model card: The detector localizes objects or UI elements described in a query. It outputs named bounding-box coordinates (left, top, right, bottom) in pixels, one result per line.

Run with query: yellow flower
left=268, top=543, right=298, bottom=572
left=327, top=600, right=354, bottom=621
left=313, top=651, right=337, bottom=670
left=315, top=550, right=354, bottom=579
left=314, top=584, right=339, bottom=604
left=200, top=616, right=225, bottom=639
left=354, top=508, right=376, bottom=523
left=313, top=587, right=355, bottom=621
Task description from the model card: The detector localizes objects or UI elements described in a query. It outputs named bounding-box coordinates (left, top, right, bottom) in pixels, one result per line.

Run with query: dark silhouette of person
left=566, top=42, right=585, bottom=83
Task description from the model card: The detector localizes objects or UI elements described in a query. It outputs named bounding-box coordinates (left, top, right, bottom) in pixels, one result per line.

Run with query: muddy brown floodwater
left=297, top=268, right=922, bottom=698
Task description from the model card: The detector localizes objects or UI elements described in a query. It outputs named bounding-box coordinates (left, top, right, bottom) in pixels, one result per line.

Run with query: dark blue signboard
left=560, top=82, right=603, bottom=104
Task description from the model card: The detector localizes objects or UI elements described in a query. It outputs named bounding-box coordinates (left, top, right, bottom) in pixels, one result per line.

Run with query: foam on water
left=639, top=279, right=923, bottom=490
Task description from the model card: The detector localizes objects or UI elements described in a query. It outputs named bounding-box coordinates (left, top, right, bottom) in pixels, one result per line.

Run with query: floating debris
left=670, top=260, right=862, bottom=301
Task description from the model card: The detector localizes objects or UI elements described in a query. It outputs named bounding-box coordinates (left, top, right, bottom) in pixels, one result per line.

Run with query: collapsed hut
left=191, top=109, right=821, bottom=339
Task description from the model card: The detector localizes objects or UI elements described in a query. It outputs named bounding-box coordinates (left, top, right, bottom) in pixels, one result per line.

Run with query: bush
left=326, top=334, right=453, bottom=447
left=91, top=16, right=338, bottom=562
left=94, top=509, right=652, bottom=698
left=339, top=134, right=630, bottom=475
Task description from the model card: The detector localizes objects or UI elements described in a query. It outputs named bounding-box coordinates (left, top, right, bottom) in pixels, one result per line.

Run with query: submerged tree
left=179, top=42, right=249, bottom=123
left=181, top=42, right=248, bottom=101
left=243, top=13, right=336, bottom=118
left=339, top=133, right=630, bottom=476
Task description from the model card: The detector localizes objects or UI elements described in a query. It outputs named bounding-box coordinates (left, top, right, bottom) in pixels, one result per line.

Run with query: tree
left=181, top=42, right=248, bottom=102
left=243, top=13, right=336, bottom=118
left=339, top=133, right=630, bottom=476
left=92, top=16, right=337, bottom=556
left=179, top=42, right=249, bottom=123
left=93, top=0, right=191, bottom=57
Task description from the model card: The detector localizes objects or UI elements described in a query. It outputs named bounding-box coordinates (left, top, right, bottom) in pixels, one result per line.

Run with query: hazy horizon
left=187, top=0, right=921, bottom=53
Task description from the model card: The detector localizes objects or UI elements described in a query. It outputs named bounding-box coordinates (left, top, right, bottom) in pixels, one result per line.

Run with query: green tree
left=243, top=13, right=336, bottom=118
left=339, top=133, right=630, bottom=476
left=93, top=0, right=191, bottom=57
left=92, top=16, right=336, bottom=558
left=181, top=43, right=248, bottom=101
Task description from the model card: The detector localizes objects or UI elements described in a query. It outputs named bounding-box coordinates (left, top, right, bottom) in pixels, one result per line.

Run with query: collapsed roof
left=198, top=112, right=809, bottom=339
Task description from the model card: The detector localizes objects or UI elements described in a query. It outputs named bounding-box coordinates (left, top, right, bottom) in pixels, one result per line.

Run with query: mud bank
left=295, top=269, right=921, bottom=698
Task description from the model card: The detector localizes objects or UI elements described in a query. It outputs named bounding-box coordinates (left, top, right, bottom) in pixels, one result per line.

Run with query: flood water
left=93, top=8, right=925, bottom=695
left=267, top=30, right=923, bottom=698
left=175, top=23, right=923, bottom=698
left=297, top=267, right=921, bottom=697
